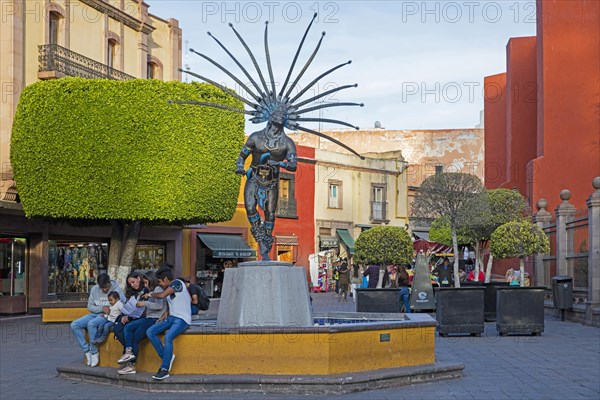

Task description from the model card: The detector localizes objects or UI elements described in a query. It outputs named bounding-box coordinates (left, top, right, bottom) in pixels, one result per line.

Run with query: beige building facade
left=0, top=0, right=182, bottom=315
left=291, top=128, right=484, bottom=239
left=312, top=148, right=409, bottom=260
left=1, top=0, right=182, bottom=200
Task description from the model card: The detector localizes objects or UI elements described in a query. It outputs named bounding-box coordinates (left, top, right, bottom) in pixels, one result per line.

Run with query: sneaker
left=84, top=352, right=92, bottom=366
left=152, top=369, right=170, bottom=380
left=168, top=354, right=176, bottom=372
left=90, top=352, right=99, bottom=367
left=117, top=350, right=136, bottom=364
left=117, top=363, right=136, bottom=375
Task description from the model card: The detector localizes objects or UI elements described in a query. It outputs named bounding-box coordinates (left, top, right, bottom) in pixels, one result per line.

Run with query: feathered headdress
left=174, top=13, right=364, bottom=158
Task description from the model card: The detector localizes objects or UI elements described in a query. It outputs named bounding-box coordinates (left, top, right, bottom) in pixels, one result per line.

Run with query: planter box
left=356, top=288, right=401, bottom=313
left=483, top=282, right=509, bottom=321
left=434, top=287, right=485, bottom=336
left=496, top=286, right=545, bottom=336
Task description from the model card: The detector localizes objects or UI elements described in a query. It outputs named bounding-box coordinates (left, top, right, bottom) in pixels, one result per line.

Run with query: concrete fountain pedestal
left=58, top=261, right=463, bottom=393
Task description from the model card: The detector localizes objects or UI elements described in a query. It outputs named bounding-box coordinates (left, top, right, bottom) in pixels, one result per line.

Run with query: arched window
left=147, top=62, right=156, bottom=79
left=107, top=39, right=117, bottom=69
left=49, top=12, right=60, bottom=45
left=146, top=55, right=163, bottom=80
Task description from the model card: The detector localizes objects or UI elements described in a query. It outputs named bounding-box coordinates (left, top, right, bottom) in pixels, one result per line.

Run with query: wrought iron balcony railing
left=276, top=197, right=298, bottom=219
left=39, top=44, right=135, bottom=81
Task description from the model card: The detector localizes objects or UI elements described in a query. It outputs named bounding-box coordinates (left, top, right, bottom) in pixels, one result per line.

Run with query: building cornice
left=79, top=0, right=155, bottom=34
left=316, top=161, right=400, bottom=177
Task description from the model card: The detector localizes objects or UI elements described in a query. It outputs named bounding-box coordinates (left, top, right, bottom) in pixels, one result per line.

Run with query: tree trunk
left=474, top=241, right=481, bottom=281
left=451, top=227, right=460, bottom=287
left=519, top=258, right=525, bottom=287
left=107, top=220, right=124, bottom=279
left=113, top=220, right=142, bottom=288
left=376, top=264, right=385, bottom=288
left=484, top=253, right=494, bottom=283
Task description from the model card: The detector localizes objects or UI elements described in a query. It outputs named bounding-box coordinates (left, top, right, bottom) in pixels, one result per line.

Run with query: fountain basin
left=90, top=312, right=435, bottom=375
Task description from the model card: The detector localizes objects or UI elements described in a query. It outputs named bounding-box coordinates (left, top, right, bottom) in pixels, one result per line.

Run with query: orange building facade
left=484, top=0, right=600, bottom=212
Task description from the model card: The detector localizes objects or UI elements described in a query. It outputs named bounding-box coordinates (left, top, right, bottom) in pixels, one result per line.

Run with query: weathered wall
left=291, top=128, right=484, bottom=189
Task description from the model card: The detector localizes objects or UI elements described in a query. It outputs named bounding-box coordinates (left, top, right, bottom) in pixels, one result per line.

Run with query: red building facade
left=484, top=0, right=600, bottom=212
left=269, top=145, right=316, bottom=276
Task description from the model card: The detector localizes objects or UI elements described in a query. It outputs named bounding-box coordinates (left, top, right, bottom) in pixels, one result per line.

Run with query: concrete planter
left=483, top=282, right=510, bottom=321
left=434, top=287, right=485, bottom=337
left=461, top=281, right=510, bottom=321
left=496, top=286, right=545, bottom=336
left=356, top=288, right=402, bottom=313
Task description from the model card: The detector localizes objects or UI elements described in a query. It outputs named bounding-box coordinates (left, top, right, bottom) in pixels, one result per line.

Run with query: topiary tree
left=463, top=189, right=531, bottom=282
left=11, top=78, right=244, bottom=287
left=429, top=216, right=472, bottom=248
left=490, top=220, right=549, bottom=287
left=411, top=172, right=484, bottom=287
left=354, top=226, right=413, bottom=288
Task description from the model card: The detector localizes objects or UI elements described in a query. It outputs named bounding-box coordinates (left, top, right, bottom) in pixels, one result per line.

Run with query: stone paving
left=1, top=291, right=599, bottom=400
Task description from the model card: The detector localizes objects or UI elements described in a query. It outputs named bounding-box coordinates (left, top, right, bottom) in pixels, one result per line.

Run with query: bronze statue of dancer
left=173, top=13, right=364, bottom=260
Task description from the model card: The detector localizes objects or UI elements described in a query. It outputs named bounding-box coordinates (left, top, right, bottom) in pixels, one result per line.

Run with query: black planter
left=483, top=282, right=509, bottom=321
left=356, top=288, right=401, bottom=313
left=496, top=286, right=545, bottom=336
left=434, top=287, right=485, bottom=337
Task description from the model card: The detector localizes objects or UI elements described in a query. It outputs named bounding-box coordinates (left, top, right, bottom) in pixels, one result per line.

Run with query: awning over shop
left=197, top=233, right=256, bottom=258
left=276, top=235, right=299, bottom=246
left=319, top=235, right=338, bottom=249
left=336, top=229, right=355, bottom=255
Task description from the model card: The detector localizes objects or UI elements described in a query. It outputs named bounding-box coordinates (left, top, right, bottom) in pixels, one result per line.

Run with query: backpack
left=197, top=285, right=210, bottom=311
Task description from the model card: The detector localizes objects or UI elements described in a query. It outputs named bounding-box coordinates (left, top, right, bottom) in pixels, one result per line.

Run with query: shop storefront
left=190, top=227, right=256, bottom=298
left=0, top=237, right=27, bottom=314
left=0, top=206, right=183, bottom=316
left=47, top=240, right=166, bottom=301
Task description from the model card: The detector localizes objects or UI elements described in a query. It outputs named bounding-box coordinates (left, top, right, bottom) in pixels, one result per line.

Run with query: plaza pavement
left=1, top=291, right=599, bottom=400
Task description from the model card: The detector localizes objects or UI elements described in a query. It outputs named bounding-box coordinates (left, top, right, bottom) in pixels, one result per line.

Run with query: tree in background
left=462, top=189, right=531, bottom=282
left=354, top=226, right=413, bottom=288
left=491, top=220, right=549, bottom=287
left=411, top=173, right=484, bottom=287
left=11, top=78, right=244, bottom=287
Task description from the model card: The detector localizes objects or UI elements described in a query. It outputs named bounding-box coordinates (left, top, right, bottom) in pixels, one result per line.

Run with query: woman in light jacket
left=116, top=270, right=167, bottom=375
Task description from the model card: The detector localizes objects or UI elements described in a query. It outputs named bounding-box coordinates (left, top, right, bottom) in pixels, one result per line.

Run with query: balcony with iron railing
left=38, top=44, right=135, bottom=81
left=276, top=197, right=298, bottom=219
left=370, top=201, right=388, bottom=223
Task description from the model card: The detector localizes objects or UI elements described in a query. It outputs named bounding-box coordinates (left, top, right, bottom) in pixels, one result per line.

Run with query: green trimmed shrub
left=490, top=220, right=549, bottom=260
left=355, top=226, right=413, bottom=267
left=11, top=78, right=244, bottom=224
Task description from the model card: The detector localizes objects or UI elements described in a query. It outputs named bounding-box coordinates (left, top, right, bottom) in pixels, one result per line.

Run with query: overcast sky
left=148, top=1, right=537, bottom=131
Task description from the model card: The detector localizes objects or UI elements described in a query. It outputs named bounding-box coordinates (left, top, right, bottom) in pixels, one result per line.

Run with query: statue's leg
left=245, top=178, right=271, bottom=260
left=260, top=186, right=279, bottom=259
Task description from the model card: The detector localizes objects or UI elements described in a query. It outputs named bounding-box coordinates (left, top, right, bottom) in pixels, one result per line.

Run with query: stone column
left=555, top=189, right=576, bottom=277
left=586, top=177, right=600, bottom=323
left=534, top=198, right=552, bottom=286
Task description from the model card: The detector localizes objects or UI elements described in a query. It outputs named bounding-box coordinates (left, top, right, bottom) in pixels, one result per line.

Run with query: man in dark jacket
left=432, top=257, right=453, bottom=287
left=338, top=262, right=351, bottom=301
left=363, top=265, right=390, bottom=288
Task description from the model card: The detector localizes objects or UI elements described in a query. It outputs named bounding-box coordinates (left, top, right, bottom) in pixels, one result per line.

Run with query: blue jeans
left=112, top=317, right=127, bottom=348
left=70, top=313, right=104, bottom=354
left=146, top=316, right=189, bottom=371
left=191, top=304, right=199, bottom=315
left=124, top=317, right=157, bottom=362
left=399, top=287, right=411, bottom=313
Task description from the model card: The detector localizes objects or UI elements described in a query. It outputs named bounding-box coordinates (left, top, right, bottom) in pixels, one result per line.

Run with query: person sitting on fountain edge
left=142, top=267, right=191, bottom=380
